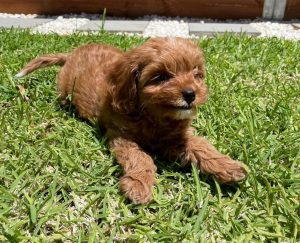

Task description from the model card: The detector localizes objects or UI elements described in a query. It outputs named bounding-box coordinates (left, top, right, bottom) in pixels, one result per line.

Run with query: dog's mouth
left=171, top=104, right=196, bottom=120
left=166, top=104, right=193, bottom=110
left=177, top=104, right=192, bottom=110
left=156, top=103, right=196, bottom=120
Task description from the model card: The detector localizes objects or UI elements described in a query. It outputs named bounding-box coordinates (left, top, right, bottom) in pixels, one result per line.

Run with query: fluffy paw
left=198, top=157, right=248, bottom=184
left=214, top=159, right=248, bottom=183
left=120, top=174, right=154, bottom=204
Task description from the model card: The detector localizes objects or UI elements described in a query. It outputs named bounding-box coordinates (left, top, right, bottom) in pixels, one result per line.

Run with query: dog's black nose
left=182, top=89, right=195, bottom=104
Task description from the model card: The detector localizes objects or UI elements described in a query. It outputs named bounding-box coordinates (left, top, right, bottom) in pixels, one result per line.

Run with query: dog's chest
left=136, top=119, right=189, bottom=149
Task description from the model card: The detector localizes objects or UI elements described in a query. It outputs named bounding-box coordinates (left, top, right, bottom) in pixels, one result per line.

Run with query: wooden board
left=285, top=0, right=300, bottom=19
left=0, top=0, right=264, bottom=19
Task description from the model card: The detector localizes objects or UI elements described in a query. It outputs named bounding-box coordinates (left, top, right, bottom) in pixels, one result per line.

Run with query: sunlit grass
left=0, top=29, right=299, bottom=241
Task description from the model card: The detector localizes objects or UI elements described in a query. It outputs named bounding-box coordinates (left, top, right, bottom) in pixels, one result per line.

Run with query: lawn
left=0, top=29, right=299, bottom=242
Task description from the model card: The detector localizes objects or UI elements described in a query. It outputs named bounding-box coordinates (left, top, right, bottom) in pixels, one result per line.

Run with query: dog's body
left=18, top=38, right=247, bottom=204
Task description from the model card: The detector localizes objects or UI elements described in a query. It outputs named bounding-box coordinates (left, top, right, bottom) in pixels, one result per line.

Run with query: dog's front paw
left=197, top=156, right=248, bottom=184
left=214, top=158, right=248, bottom=183
left=120, top=174, right=154, bottom=204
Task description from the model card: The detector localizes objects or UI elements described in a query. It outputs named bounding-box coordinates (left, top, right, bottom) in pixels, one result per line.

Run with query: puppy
left=17, top=37, right=247, bottom=204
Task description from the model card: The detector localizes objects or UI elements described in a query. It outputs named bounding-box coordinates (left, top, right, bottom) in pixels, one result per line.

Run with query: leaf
left=29, top=204, right=37, bottom=224
left=17, top=85, right=29, bottom=101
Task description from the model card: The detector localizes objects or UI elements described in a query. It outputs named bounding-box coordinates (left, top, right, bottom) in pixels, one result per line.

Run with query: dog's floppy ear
left=109, top=55, right=140, bottom=115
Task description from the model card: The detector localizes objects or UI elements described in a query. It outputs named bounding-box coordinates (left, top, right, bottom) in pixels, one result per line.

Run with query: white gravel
left=32, top=16, right=89, bottom=35
left=1, top=12, right=300, bottom=40
left=144, top=20, right=189, bottom=38
left=250, top=22, right=300, bottom=40
left=0, top=13, right=38, bottom=18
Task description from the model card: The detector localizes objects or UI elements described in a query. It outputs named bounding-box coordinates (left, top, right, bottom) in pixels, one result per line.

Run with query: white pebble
left=32, top=17, right=89, bottom=35
left=1, top=12, right=300, bottom=40
left=251, top=22, right=300, bottom=40
left=144, top=20, right=189, bottom=38
left=0, top=12, right=38, bottom=18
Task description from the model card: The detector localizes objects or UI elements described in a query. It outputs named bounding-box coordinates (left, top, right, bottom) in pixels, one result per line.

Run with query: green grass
left=0, top=29, right=299, bottom=242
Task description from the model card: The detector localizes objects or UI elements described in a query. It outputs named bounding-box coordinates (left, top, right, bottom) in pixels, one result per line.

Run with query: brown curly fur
left=17, top=37, right=247, bottom=204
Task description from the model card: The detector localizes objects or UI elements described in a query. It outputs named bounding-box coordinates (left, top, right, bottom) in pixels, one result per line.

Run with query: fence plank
left=0, top=0, right=265, bottom=19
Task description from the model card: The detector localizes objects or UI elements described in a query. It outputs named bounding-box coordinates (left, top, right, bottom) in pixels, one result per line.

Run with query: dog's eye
left=194, top=73, right=203, bottom=80
left=151, top=73, right=172, bottom=83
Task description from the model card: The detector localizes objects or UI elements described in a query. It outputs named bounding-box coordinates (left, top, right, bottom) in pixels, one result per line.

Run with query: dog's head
left=110, top=37, right=208, bottom=120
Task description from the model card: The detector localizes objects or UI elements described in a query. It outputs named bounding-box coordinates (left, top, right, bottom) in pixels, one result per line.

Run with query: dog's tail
left=16, top=53, right=68, bottom=78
